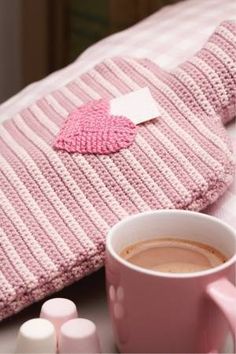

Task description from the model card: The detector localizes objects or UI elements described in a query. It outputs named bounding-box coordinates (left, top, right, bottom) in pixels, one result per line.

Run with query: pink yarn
left=0, top=21, right=235, bottom=320
left=54, top=99, right=136, bottom=154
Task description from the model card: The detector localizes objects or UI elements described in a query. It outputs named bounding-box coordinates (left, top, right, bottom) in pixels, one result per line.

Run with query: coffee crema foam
left=120, top=238, right=227, bottom=273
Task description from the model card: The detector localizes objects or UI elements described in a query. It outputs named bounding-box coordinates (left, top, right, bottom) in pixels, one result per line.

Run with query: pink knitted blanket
left=0, top=21, right=235, bottom=320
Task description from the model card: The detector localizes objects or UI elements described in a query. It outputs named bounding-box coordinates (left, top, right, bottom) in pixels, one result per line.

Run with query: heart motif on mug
left=54, top=99, right=137, bottom=154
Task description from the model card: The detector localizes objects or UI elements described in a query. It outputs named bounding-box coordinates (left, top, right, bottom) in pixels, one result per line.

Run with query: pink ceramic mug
left=106, top=210, right=236, bottom=353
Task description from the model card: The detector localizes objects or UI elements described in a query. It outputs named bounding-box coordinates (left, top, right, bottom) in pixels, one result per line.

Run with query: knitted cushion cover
left=0, top=21, right=235, bottom=320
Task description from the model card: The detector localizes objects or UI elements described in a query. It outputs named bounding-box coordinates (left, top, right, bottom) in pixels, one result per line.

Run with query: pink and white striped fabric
left=0, top=19, right=235, bottom=319
left=0, top=0, right=235, bottom=231
left=1, top=0, right=236, bottom=119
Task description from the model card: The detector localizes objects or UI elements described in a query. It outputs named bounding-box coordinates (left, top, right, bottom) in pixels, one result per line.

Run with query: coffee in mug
left=106, top=210, right=236, bottom=353
left=120, top=238, right=227, bottom=273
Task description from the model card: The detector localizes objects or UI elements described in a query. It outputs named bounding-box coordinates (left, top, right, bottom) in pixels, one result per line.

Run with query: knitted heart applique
left=54, top=99, right=137, bottom=154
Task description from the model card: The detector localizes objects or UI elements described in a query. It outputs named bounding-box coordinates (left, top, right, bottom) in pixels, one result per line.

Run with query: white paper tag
left=110, top=87, right=159, bottom=125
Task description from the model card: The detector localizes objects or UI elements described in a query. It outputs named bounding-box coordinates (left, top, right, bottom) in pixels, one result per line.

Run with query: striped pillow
left=0, top=21, right=235, bottom=319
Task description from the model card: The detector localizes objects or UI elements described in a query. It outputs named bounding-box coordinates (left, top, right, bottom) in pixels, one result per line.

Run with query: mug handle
left=206, top=278, right=236, bottom=353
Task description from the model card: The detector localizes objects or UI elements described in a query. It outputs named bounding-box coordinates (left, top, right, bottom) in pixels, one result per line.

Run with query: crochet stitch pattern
left=54, top=99, right=137, bottom=154
left=0, top=21, right=235, bottom=319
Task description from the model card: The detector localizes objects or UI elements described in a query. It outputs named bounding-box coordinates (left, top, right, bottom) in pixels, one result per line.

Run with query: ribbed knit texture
left=0, top=21, right=235, bottom=320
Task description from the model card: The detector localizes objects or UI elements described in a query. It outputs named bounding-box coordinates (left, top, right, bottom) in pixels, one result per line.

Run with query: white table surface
left=0, top=268, right=117, bottom=354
